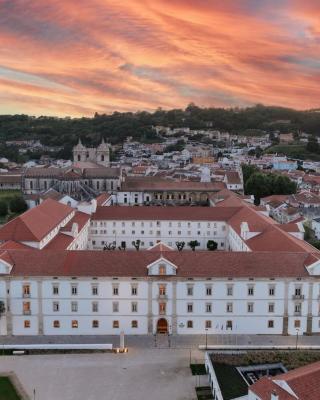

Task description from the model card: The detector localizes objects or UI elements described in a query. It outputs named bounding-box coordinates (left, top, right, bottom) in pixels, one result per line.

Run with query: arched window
left=101, top=155, right=105, bottom=161
left=77, top=154, right=81, bottom=161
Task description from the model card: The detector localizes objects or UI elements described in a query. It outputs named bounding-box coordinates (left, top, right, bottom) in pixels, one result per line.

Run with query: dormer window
left=159, top=264, right=166, bottom=275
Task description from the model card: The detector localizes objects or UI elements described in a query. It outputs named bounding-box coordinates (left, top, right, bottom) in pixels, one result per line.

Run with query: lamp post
left=205, top=328, right=208, bottom=350
left=295, top=328, right=300, bottom=350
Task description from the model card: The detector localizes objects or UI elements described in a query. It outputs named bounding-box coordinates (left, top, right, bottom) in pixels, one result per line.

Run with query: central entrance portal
left=157, top=318, right=168, bottom=334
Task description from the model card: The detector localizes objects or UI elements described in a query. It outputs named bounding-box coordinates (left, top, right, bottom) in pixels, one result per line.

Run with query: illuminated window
left=113, top=320, right=119, bottom=328
left=24, top=320, right=30, bottom=328
left=72, top=320, right=78, bottom=328
left=159, top=265, right=166, bottom=275
left=53, top=320, right=60, bottom=328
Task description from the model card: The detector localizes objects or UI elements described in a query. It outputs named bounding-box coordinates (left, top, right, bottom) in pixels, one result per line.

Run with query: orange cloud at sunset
left=0, top=0, right=319, bottom=116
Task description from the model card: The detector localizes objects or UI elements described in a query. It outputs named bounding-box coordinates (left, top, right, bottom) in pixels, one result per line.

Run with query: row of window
left=92, top=230, right=221, bottom=237
left=21, top=284, right=306, bottom=298
left=92, top=221, right=223, bottom=228
left=21, top=319, right=305, bottom=330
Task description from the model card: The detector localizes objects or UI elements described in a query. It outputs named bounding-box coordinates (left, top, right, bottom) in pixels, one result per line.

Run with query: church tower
left=96, top=138, right=110, bottom=167
left=73, top=139, right=87, bottom=163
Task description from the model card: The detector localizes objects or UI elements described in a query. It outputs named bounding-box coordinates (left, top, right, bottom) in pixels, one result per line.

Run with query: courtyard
left=0, top=348, right=201, bottom=400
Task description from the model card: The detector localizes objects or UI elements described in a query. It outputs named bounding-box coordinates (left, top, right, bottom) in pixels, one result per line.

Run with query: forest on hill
left=0, top=104, right=319, bottom=160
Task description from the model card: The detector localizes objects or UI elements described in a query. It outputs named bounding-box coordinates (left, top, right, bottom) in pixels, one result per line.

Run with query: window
left=132, top=320, right=138, bottom=328
left=268, top=320, right=274, bottom=328
left=248, top=285, right=254, bottom=296
left=159, top=265, right=166, bottom=275
left=92, top=320, right=99, bottom=328
left=113, top=302, right=119, bottom=312
left=226, top=320, right=233, bottom=330
left=159, top=285, right=166, bottom=296
left=72, top=320, right=78, bottom=328
left=294, top=320, right=301, bottom=328
left=92, top=285, right=98, bottom=296
left=71, top=301, right=78, bottom=312
left=226, top=303, right=233, bottom=313
left=187, top=285, right=194, bottom=296
left=247, top=303, right=254, bottom=313
left=295, top=303, right=301, bottom=314
left=92, top=302, right=98, bottom=312
left=227, top=285, right=233, bottom=296
left=187, top=303, right=193, bottom=313
left=52, top=285, right=59, bottom=295
left=23, top=284, right=30, bottom=297
left=206, top=303, right=212, bottom=313
left=113, top=320, right=119, bottom=329
left=53, top=320, right=60, bottom=328
left=268, top=303, right=275, bottom=313
left=131, top=285, right=138, bottom=296
left=113, top=285, right=119, bottom=295
left=131, top=302, right=138, bottom=312
left=206, top=286, right=212, bottom=296
left=53, top=302, right=59, bottom=312
left=205, top=320, right=212, bottom=329
left=159, top=303, right=166, bottom=315
left=269, top=285, right=275, bottom=296
left=71, top=285, right=78, bottom=296
left=295, top=286, right=302, bottom=296
left=23, top=301, right=31, bottom=315
left=24, top=320, right=30, bottom=328
left=187, top=320, right=193, bottom=328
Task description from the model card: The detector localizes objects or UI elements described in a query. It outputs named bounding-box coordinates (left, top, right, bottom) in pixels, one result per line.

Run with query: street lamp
left=295, top=328, right=300, bottom=350
left=205, top=328, right=208, bottom=350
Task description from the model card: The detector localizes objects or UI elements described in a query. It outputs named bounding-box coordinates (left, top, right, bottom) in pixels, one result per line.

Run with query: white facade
left=1, top=258, right=319, bottom=336
left=88, top=219, right=228, bottom=250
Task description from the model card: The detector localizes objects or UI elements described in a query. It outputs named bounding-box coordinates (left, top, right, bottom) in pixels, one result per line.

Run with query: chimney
left=271, top=390, right=279, bottom=400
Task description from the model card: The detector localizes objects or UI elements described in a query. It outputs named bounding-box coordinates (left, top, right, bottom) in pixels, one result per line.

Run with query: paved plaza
left=0, top=334, right=320, bottom=400
left=0, top=348, right=201, bottom=400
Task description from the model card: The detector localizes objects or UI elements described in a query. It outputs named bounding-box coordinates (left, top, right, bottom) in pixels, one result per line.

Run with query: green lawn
left=0, top=377, right=21, bottom=400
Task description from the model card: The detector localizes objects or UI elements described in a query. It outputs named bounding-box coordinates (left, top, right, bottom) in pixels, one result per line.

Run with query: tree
left=9, top=196, right=27, bottom=214
left=0, top=200, right=8, bottom=217
left=103, top=242, right=116, bottom=251
left=132, top=240, right=141, bottom=251
left=242, top=164, right=259, bottom=184
left=188, top=240, right=200, bottom=251
left=176, top=241, right=185, bottom=251
left=245, top=173, right=272, bottom=204
left=306, top=135, right=319, bottom=153
left=207, top=240, right=218, bottom=251
left=118, top=241, right=126, bottom=251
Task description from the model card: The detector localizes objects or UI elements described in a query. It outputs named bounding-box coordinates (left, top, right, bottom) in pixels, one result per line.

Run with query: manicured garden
left=0, top=377, right=21, bottom=400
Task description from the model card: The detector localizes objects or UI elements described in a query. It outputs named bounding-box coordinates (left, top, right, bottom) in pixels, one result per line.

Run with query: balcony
left=294, top=311, right=302, bottom=316
left=23, top=310, right=31, bottom=315
left=159, top=309, right=166, bottom=315
left=23, top=293, right=31, bottom=298
left=292, top=295, right=304, bottom=300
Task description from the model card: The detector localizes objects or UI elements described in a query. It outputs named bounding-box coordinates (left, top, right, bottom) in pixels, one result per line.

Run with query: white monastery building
left=0, top=189, right=319, bottom=337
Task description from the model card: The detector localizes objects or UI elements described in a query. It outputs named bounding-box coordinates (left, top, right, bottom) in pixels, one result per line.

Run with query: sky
left=0, top=0, right=319, bottom=116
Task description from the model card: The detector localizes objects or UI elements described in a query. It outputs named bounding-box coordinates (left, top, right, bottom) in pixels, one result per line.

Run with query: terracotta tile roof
left=250, top=376, right=295, bottom=400
left=148, top=242, right=174, bottom=252
left=251, top=361, right=320, bottom=400
left=0, top=174, right=21, bottom=183
left=225, top=171, right=242, bottom=184
left=83, top=167, right=120, bottom=178
left=61, top=211, right=90, bottom=232
left=96, top=192, right=112, bottom=206
left=92, top=206, right=240, bottom=221
left=0, top=199, right=74, bottom=242
left=121, top=176, right=225, bottom=192
left=0, top=240, right=34, bottom=250
left=44, top=233, right=74, bottom=250
left=4, top=250, right=313, bottom=278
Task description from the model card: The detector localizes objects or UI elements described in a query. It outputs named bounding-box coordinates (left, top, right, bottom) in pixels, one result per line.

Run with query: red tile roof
left=0, top=240, right=34, bottom=250
left=3, top=250, right=314, bottom=278
left=0, top=199, right=74, bottom=242
left=92, top=206, right=240, bottom=221
left=251, top=361, right=320, bottom=400
left=121, top=176, right=225, bottom=191
left=96, top=192, right=112, bottom=206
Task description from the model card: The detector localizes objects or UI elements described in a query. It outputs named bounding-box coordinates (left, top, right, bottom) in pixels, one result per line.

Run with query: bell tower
left=96, top=138, right=110, bottom=167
